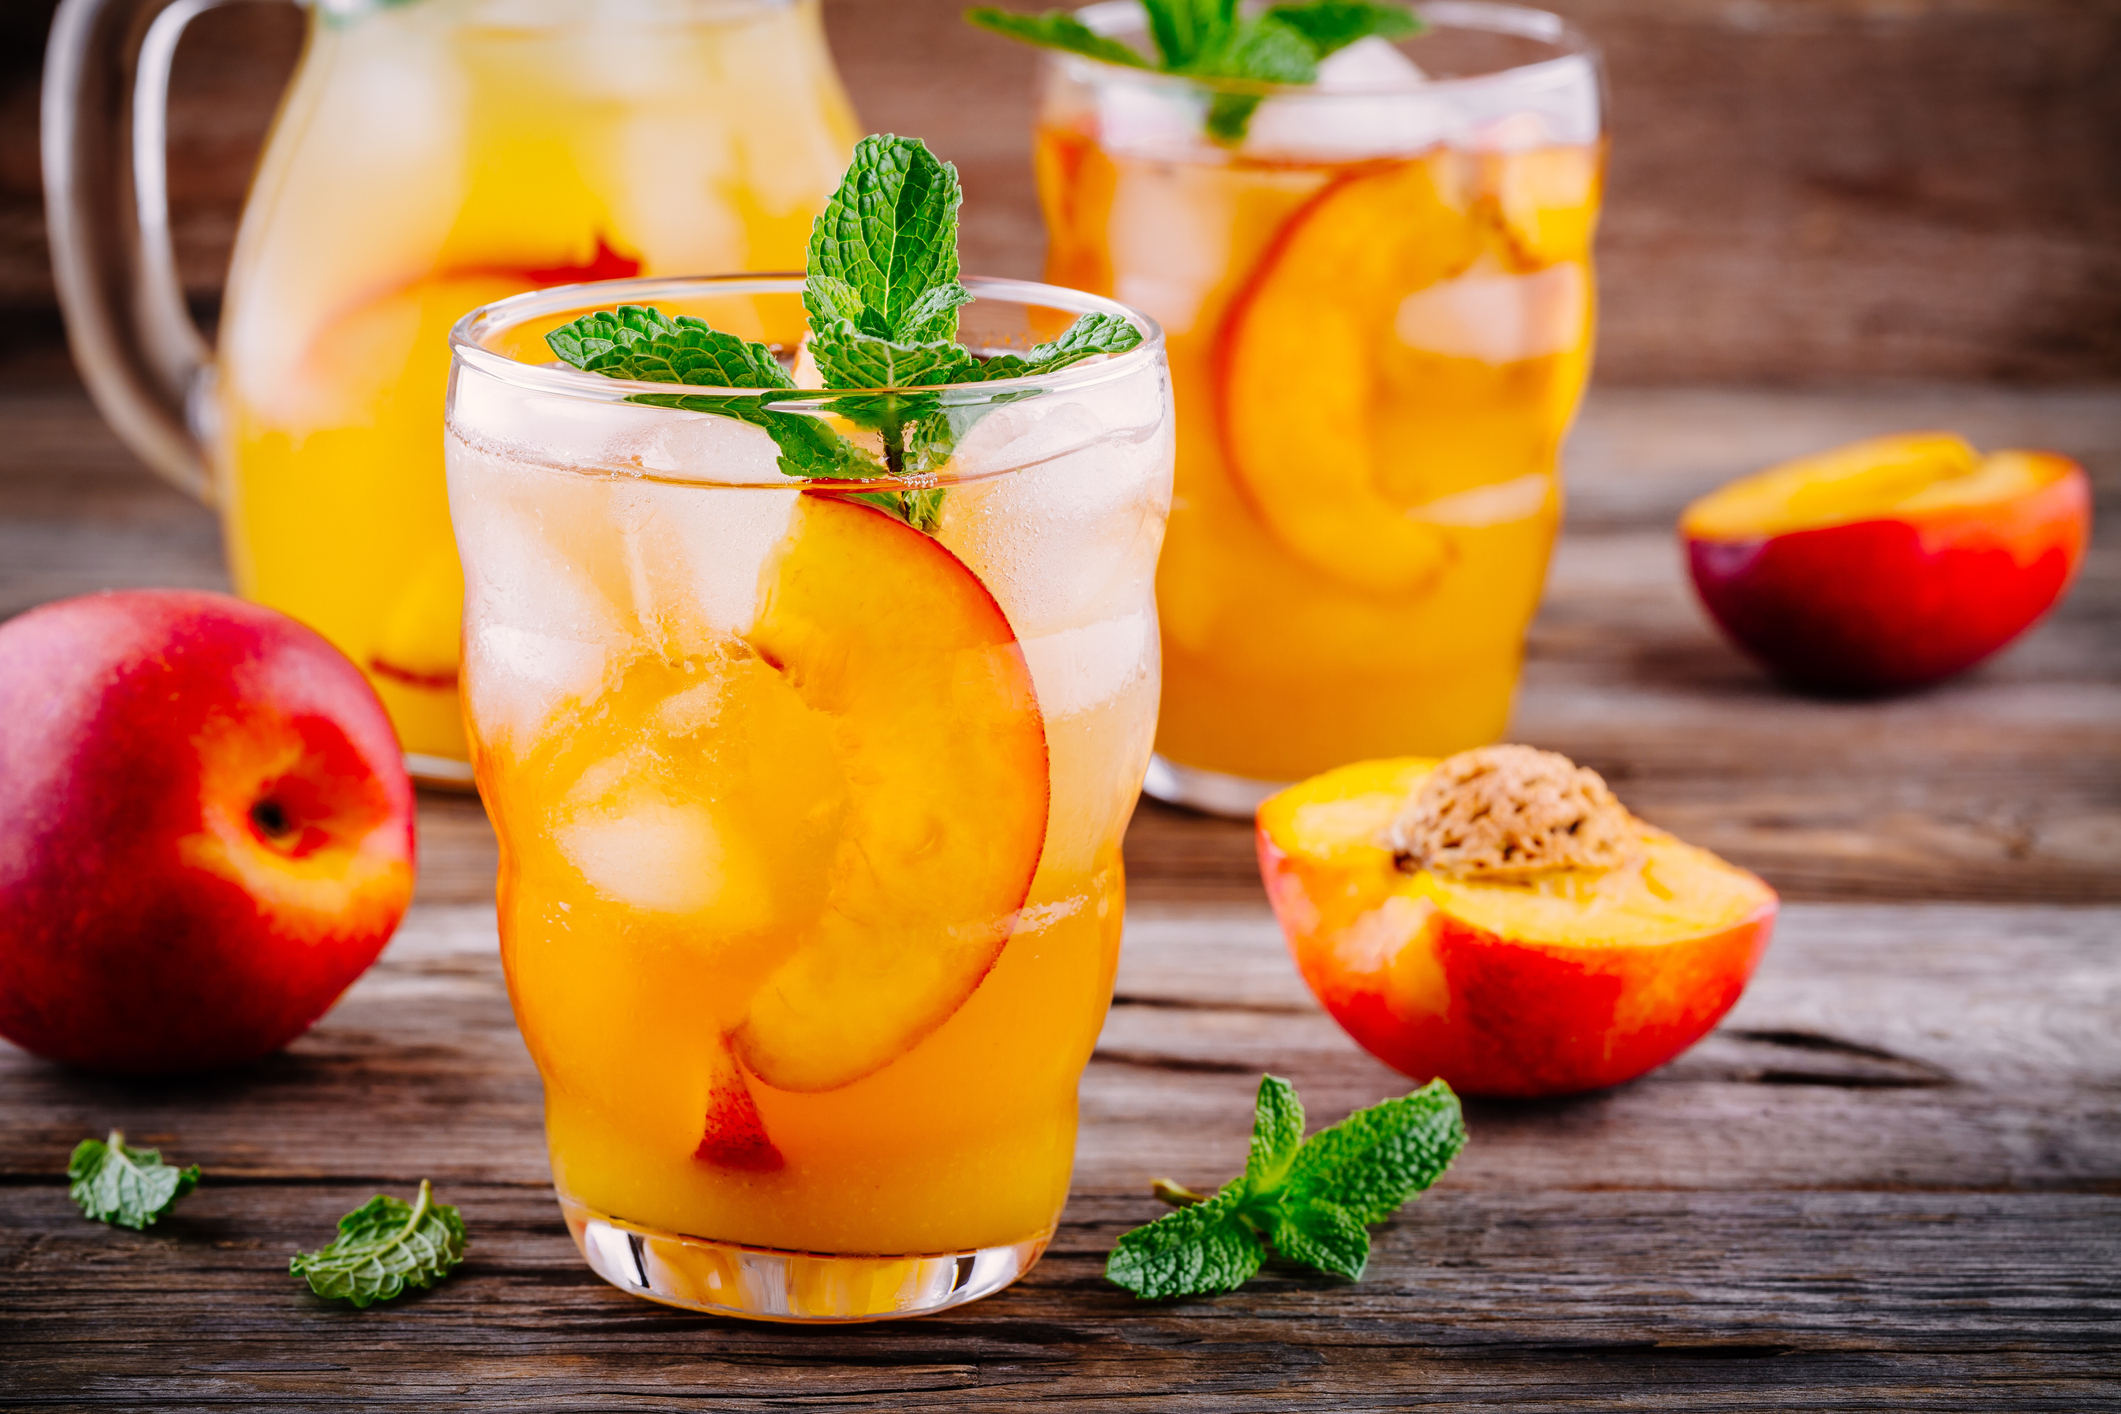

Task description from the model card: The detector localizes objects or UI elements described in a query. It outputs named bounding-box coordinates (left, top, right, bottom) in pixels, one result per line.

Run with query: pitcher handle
left=43, top=0, right=278, bottom=503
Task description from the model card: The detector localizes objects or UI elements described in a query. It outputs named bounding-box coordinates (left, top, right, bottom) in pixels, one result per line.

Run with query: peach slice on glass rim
left=1682, top=432, right=2092, bottom=694
left=1257, top=752, right=1776, bottom=1098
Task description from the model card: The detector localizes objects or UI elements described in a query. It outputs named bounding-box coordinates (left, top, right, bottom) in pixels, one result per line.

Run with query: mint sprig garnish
left=290, top=1180, right=467, bottom=1308
left=68, top=1129, right=200, bottom=1229
left=969, top=0, right=1423, bottom=143
left=545, top=134, right=1142, bottom=532
left=1105, top=1076, right=1465, bottom=1299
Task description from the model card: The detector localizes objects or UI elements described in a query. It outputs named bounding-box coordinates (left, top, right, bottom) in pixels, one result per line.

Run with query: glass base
left=1141, top=753, right=1289, bottom=820
left=560, top=1197, right=1052, bottom=1323
left=404, top=752, right=477, bottom=791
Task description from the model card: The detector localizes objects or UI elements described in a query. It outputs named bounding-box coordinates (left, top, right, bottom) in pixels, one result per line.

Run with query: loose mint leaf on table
left=68, top=1130, right=200, bottom=1229
left=1282, top=1080, right=1468, bottom=1224
left=967, top=0, right=1424, bottom=143
left=545, top=134, right=1139, bottom=529
left=291, top=1180, right=467, bottom=1308
left=1104, top=1182, right=1265, bottom=1299
left=1105, top=1075, right=1465, bottom=1299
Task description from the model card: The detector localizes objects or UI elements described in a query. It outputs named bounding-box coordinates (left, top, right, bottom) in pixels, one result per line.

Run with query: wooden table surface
left=3, top=379, right=2117, bottom=1410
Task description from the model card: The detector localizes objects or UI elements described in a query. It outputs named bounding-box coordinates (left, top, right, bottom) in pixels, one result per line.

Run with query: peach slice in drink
left=511, top=493, right=1049, bottom=1167
left=730, top=494, right=1050, bottom=1097
left=1214, top=156, right=1483, bottom=596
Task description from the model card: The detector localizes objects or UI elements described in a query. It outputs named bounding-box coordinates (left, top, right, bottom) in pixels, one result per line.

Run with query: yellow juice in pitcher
left=214, top=0, right=857, bottom=770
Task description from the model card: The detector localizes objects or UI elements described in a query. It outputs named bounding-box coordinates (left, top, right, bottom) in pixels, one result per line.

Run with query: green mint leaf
left=1140, top=0, right=1239, bottom=68
left=290, top=1180, right=467, bottom=1308
left=1265, top=1198, right=1371, bottom=1281
left=1195, top=15, right=1317, bottom=143
left=811, top=321, right=982, bottom=391
left=1204, top=92, right=1264, bottom=145
left=546, top=305, right=792, bottom=390
left=546, top=304, right=886, bottom=485
left=1284, top=1078, right=1468, bottom=1225
left=1188, top=10, right=1317, bottom=80
left=1105, top=1183, right=1265, bottom=1299
left=964, top=9, right=1153, bottom=68
left=806, top=134, right=965, bottom=343
left=1108, top=1076, right=1464, bottom=1299
left=971, top=0, right=1420, bottom=144
left=67, top=1130, right=200, bottom=1230
left=1242, top=1074, right=1307, bottom=1194
left=968, top=312, right=1143, bottom=381
left=1266, top=0, right=1422, bottom=57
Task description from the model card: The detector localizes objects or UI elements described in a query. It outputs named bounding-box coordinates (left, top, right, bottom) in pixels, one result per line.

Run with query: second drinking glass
left=1035, top=0, right=1604, bottom=811
left=447, top=274, right=1173, bottom=1320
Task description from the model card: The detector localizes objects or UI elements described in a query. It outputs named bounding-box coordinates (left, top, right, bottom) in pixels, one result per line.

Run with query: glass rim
left=1057, top=0, right=1598, bottom=98
left=449, top=273, right=1166, bottom=404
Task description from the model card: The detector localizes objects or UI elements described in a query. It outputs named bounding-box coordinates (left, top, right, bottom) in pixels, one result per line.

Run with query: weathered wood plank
left=6, top=383, right=2116, bottom=908
left=4, top=903, right=2115, bottom=1196
left=2, top=1181, right=2114, bottom=1410
left=6, top=0, right=2119, bottom=379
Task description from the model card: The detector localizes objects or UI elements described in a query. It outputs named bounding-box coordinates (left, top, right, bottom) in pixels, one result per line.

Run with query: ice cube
left=449, top=438, right=638, bottom=743
left=940, top=392, right=1171, bottom=642
left=605, top=477, right=799, bottom=650
left=555, top=788, right=732, bottom=917
left=1244, top=38, right=1451, bottom=160
left=1393, top=261, right=1588, bottom=364
left=450, top=370, right=675, bottom=473
left=1316, top=35, right=1429, bottom=89
left=627, top=408, right=786, bottom=485
left=1020, top=608, right=1155, bottom=718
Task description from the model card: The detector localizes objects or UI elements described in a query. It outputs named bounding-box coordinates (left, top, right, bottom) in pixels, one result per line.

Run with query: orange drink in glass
left=445, top=275, right=1171, bottom=1320
left=1035, top=1, right=1603, bottom=811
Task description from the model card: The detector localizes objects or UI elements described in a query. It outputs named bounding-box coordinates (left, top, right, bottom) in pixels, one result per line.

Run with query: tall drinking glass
left=46, top=0, right=858, bottom=782
left=1035, top=1, right=1603, bottom=813
left=446, top=275, right=1172, bottom=1320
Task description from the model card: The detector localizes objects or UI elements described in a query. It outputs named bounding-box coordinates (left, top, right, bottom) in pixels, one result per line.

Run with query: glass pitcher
left=44, top=0, right=860, bottom=782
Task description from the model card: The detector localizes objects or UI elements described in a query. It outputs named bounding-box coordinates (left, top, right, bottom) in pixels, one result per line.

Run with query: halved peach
left=1683, top=433, right=2092, bottom=693
left=1257, top=757, right=1776, bottom=1098
left=731, top=493, right=1050, bottom=1095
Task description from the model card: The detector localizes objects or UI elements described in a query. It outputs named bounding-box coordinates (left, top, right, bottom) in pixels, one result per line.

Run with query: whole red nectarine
left=0, top=591, right=415, bottom=1073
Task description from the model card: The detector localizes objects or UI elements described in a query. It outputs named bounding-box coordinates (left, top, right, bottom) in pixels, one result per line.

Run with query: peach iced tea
left=1033, top=2, right=1604, bottom=804
left=446, top=266, right=1171, bottom=1320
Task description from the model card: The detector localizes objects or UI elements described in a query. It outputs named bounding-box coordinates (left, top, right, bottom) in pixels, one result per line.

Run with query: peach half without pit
left=1682, top=431, right=2090, bottom=694
left=1257, top=747, right=1776, bottom=1099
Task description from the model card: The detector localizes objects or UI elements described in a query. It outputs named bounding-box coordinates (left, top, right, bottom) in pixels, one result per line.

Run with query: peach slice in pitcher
left=1258, top=747, right=1776, bottom=1098
left=1215, top=156, right=1484, bottom=596
left=1485, top=144, right=1604, bottom=270
left=730, top=493, right=1050, bottom=1096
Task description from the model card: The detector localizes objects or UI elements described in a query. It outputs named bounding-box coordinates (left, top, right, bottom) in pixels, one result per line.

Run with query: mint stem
left=1151, top=1177, right=1210, bottom=1208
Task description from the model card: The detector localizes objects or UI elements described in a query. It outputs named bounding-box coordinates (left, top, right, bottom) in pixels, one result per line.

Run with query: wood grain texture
left=3, top=0, right=2118, bottom=379
left=2, top=904, right=2117, bottom=1409
left=5, top=383, right=2115, bottom=909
